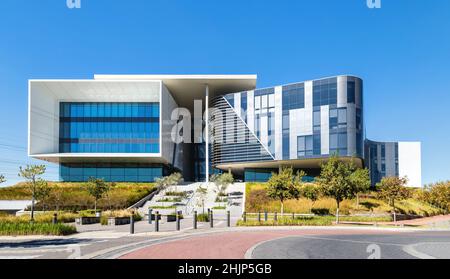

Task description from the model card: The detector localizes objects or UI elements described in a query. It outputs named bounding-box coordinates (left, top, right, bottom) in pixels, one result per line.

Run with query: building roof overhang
left=94, top=74, right=257, bottom=110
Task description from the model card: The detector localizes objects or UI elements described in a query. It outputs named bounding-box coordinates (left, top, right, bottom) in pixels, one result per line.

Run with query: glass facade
left=365, top=140, right=399, bottom=186
left=214, top=76, right=364, bottom=182
left=59, top=102, right=160, bottom=153
left=244, top=169, right=277, bottom=182
left=60, top=163, right=163, bottom=182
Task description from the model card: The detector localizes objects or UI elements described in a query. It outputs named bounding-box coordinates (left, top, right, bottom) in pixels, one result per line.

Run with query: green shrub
left=0, top=212, right=78, bottom=224
left=197, top=213, right=209, bottom=222
left=157, top=197, right=182, bottom=203
left=0, top=222, right=77, bottom=236
left=165, top=191, right=187, bottom=197
left=212, top=206, right=226, bottom=210
left=215, top=196, right=228, bottom=202
left=237, top=216, right=333, bottom=226
left=150, top=205, right=176, bottom=209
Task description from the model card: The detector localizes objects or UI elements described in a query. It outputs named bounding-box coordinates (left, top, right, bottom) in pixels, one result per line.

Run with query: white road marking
left=0, top=255, right=42, bottom=259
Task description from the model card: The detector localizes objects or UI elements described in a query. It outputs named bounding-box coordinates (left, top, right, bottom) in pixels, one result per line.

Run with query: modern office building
left=28, top=74, right=422, bottom=187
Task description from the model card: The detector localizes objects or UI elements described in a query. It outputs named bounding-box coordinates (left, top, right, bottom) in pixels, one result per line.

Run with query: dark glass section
left=282, top=83, right=305, bottom=110
left=193, top=143, right=205, bottom=182
left=59, top=102, right=160, bottom=153
left=60, top=163, right=164, bottom=182
left=313, top=78, right=337, bottom=107
left=347, top=80, right=356, bottom=104
left=244, top=169, right=277, bottom=182
left=241, top=92, right=247, bottom=123
left=364, top=140, right=400, bottom=186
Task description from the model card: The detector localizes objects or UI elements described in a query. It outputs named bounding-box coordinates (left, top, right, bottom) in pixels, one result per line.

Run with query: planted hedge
left=0, top=222, right=77, bottom=236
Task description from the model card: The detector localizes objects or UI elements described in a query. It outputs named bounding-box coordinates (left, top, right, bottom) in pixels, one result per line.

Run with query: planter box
left=150, top=214, right=162, bottom=221
left=75, top=217, right=100, bottom=225
left=166, top=215, right=177, bottom=222
left=108, top=217, right=131, bottom=226
left=166, top=214, right=184, bottom=222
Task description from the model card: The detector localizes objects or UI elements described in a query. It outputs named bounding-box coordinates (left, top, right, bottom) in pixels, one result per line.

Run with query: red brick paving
left=120, top=229, right=399, bottom=259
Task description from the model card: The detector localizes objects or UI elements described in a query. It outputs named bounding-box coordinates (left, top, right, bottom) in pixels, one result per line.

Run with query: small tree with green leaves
left=301, top=184, right=320, bottom=214
left=350, top=167, right=371, bottom=208
left=376, top=176, right=411, bottom=223
left=168, top=172, right=183, bottom=191
left=196, top=186, right=208, bottom=214
left=35, top=180, right=52, bottom=212
left=213, top=173, right=234, bottom=196
left=266, top=167, right=304, bottom=215
left=86, top=177, right=110, bottom=212
left=317, top=155, right=358, bottom=224
left=18, top=165, right=46, bottom=221
left=0, top=174, right=5, bottom=184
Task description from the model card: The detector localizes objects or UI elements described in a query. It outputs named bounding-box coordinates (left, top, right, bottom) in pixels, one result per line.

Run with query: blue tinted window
left=59, top=102, right=160, bottom=154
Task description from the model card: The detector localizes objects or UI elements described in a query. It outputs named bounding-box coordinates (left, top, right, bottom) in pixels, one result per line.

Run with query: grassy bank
left=237, top=215, right=393, bottom=227
left=0, top=222, right=77, bottom=236
left=245, top=183, right=442, bottom=217
left=0, top=182, right=156, bottom=211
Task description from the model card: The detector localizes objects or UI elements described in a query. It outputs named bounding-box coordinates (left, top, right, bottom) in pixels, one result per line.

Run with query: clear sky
left=0, top=0, right=449, bottom=186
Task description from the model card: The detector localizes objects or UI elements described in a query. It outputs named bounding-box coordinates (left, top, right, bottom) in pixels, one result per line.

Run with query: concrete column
left=205, top=84, right=210, bottom=183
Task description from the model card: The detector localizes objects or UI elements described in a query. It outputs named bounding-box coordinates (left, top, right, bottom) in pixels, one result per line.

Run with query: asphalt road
left=1, top=227, right=450, bottom=259
left=250, top=231, right=450, bottom=259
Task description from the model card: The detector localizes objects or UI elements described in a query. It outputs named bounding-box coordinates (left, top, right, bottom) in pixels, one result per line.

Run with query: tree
left=155, top=173, right=183, bottom=192
left=376, top=176, right=411, bottom=223
left=212, top=173, right=234, bottom=196
left=35, top=180, right=52, bottom=212
left=266, top=167, right=303, bottom=215
left=168, top=172, right=183, bottom=191
left=196, top=186, right=208, bottom=214
left=86, top=177, right=109, bottom=212
left=427, top=181, right=450, bottom=213
left=301, top=184, right=320, bottom=214
left=316, top=155, right=359, bottom=224
left=18, top=165, right=46, bottom=221
left=0, top=174, right=5, bottom=184
left=350, top=167, right=371, bottom=208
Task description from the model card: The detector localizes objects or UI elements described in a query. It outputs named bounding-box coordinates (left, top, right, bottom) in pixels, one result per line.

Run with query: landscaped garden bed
left=0, top=222, right=77, bottom=236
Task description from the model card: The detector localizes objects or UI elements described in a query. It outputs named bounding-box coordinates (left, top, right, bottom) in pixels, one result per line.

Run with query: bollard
left=210, top=210, right=214, bottom=228
left=155, top=211, right=160, bottom=232
left=52, top=213, right=58, bottom=224
left=258, top=212, right=261, bottom=222
left=193, top=211, right=198, bottom=229
left=130, top=215, right=135, bottom=234
left=274, top=212, right=278, bottom=222
left=176, top=211, right=181, bottom=231
left=292, top=212, right=295, bottom=220
left=148, top=208, right=152, bottom=224
left=227, top=211, right=231, bottom=227
left=264, top=211, right=268, bottom=222
left=243, top=212, right=247, bottom=223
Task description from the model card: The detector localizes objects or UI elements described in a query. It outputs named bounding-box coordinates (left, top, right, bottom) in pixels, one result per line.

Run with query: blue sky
left=0, top=0, right=449, bottom=186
